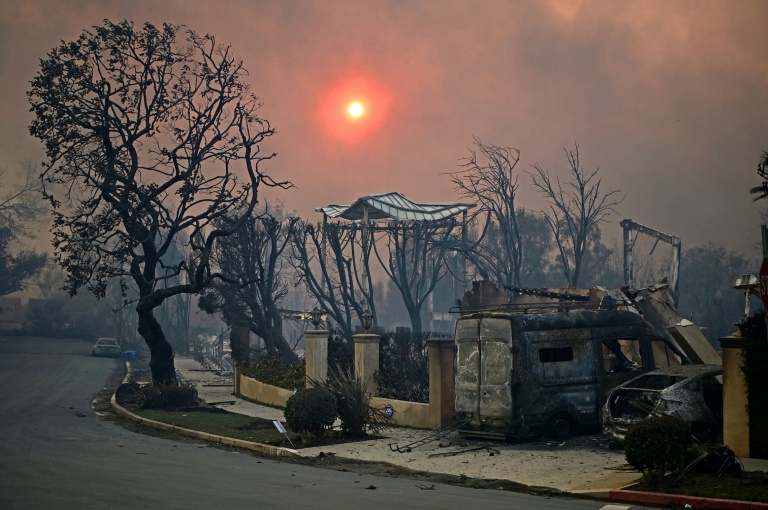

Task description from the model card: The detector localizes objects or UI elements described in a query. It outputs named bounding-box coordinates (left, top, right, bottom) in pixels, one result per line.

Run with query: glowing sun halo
left=317, top=76, right=391, bottom=143
left=348, top=102, right=364, bottom=118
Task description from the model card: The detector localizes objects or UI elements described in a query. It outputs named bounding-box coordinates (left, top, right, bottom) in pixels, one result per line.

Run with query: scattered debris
left=389, top=420, right=469, bottom=453
left=75, top=410, right=86, bottom=417
left=415, top=484, right=436, bottom=490
left=429, top=446, right=500, bottom=458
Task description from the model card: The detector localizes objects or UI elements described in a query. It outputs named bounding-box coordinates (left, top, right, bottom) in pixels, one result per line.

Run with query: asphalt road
left=0, top=336, right=652, bottom=509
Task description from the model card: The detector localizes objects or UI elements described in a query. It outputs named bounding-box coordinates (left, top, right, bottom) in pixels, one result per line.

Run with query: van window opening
left=602, top=338, right=642, bottom=373
left=539, top=346, right=574, bottom=363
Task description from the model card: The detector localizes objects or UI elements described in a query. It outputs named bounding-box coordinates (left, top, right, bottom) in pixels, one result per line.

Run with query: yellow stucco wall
left=371, top=396, right=431, bottom=429
left=238, top=374, right=293, bottom=408
left=721, top=336, right=750, bottom=458
left=238, top=374, right=432, bottom=428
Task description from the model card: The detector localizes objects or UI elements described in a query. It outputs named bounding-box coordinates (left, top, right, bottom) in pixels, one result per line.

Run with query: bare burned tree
left=529, top=143, right=623, bottom=288
left=449, top=137, right=529, bottom=287
left=200, top=209, right=299, bottom=359
left=28, top=20, right=289, bottom=384
left=291, top=222, right=376, bottom=345
left=373, top=219, right=460, bottom=336
left=289, top=221, right=374, bottom=344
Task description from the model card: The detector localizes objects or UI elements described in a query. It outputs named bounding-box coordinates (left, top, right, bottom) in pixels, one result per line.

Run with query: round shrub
left=284, top=387, right=338, bottom=440
left=625, top=414, right=692, bottom=485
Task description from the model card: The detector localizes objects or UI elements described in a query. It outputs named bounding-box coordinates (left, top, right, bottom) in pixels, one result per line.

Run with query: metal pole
left=462, top=210, right=468, bottom=293
left=622, top=219, right=634, bottom=288
left=362, top=205, right=369, bottom=296
left=762, top=225, right=768, bottom=257
left=671, top=239, right=681, bottom=306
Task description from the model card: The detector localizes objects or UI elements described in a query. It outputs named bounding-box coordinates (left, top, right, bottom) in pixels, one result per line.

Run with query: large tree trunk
left=137, top=305, right=177, bottom=385
left=409, top=307, right=423, bottom=338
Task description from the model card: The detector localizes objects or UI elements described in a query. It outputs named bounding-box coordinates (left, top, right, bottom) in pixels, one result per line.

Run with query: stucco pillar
left=353, top=333, right=380, bottom=393
left=428, top=338, right=456, bottom=429
left=719, top=332, right=750, bottom=458
left=230, top=321, right=251, bottom=395
left=305, top=329, right=328, bottom=388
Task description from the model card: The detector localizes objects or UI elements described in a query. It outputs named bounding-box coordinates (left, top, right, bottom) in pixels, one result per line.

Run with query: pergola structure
left=316, top=191, right=475, bottom=223
left=315, top=192, right=476, bottom=334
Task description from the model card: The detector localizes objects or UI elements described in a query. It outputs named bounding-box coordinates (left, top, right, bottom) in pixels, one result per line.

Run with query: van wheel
left=545, top=413, right=571, bottom=441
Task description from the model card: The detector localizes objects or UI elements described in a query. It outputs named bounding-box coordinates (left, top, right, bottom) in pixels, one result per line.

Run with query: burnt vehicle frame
left=453, top=302, right=688, bottom=441
left=602, top=364, right=723, bottom=444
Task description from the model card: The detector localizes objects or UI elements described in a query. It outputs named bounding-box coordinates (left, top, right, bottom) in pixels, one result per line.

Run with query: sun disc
left=348, top=102, right=364, bottom=117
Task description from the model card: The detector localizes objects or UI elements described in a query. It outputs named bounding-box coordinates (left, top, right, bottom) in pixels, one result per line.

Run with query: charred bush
left=625, top=414, right=692, bottom=486
left=328, top=332, right=353, bottom=379
left=140, top=381, right=199, bottom=409
left=310, top=366, right=393, bottom=437
left=240, top=351, right=305, bottom=390
left=284, top=387, right=338, bottom=442
left=375, top=329, right=429, bottom=403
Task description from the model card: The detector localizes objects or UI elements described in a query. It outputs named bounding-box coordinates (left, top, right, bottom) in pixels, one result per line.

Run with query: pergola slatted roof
left=316, top=192, right=475, bottom=221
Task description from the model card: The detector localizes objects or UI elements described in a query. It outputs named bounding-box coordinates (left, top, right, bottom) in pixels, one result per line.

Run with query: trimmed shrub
left=284, top=387, right=338, bottom=442
left=140, top=381, right=199, bottom=409
left=625, top=415, right=692, bottom=486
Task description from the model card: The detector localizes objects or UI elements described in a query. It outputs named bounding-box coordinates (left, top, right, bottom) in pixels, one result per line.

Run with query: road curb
left=111, top=367, right=300, bottom=459
left=610, top=489, right=768, bottom=509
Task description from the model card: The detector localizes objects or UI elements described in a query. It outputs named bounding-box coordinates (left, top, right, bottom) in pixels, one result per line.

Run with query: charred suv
left=454, top=307, right=686, bottom=440
left=602, top=364, right=723, bottom=444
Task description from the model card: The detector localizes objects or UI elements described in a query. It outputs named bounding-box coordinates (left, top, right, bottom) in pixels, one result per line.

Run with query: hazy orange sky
left=2, top=0, right=767, bottom=258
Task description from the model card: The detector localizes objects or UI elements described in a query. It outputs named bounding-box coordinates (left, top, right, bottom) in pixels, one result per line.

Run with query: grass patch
left=133, top=406, right=385, bottom=449
left=134, top=407, right=297, bottom=446
left=630, top=471, right=768, bottom=503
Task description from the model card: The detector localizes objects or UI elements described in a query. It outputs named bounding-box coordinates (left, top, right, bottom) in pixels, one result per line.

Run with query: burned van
left=454, top=308, right=685, bottom=440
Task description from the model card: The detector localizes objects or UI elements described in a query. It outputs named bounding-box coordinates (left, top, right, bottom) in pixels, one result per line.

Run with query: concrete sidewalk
left=174, top=355, right=768, bottom=501
left=174, top=355, right=641, bottom=495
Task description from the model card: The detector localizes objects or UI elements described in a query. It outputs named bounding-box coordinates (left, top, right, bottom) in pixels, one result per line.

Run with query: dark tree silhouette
left=289, top=220, right=374, bottom=344
left=749, top=150, right=768, bottom=201
left=373, top=219, right=461, bottom=336
left=0, top=163, right=47, bottom=295
left=529, top=143, right=623, bottom=288
left=28, top=20, right=289, bottom=384
left=449, top=137, right=526, bottom=287
left=200, top=209, right=299, bottom=358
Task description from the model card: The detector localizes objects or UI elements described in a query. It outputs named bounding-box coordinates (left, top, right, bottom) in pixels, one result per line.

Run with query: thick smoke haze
left=2, top=0, right=767, bottom=258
